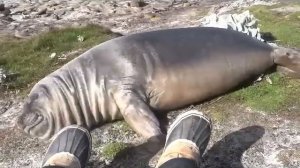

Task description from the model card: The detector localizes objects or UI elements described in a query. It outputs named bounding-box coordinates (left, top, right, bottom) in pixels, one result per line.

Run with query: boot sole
left=43, top=125, right=92, bottom=165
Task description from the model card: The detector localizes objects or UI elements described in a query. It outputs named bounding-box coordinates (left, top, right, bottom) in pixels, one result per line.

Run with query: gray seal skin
left=17, top=27, right=300, bottom=140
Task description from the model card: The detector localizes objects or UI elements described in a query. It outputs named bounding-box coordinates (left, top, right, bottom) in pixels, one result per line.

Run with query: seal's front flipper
left=114, top=91, right=163, bottom=140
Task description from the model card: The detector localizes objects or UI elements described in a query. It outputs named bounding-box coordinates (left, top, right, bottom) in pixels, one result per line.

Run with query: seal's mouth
left=277, top=66, right=300, bottom=78
left=24, top=114, right=44, bottom=134
left=17, top=111, right=45, bottom=135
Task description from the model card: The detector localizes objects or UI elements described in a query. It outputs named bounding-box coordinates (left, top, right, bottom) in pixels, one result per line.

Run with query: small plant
left=102, top=142, right=128, bottom=160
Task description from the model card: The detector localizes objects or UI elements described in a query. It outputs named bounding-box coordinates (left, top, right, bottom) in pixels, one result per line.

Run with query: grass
left=0, top=24, right=118, bottom=94
left=220, top=3, right=300, bottom=113
left=114, top=121, right=134, bottom=135
left=209, top=107, right=230, bottom=123
left=249, top=4, right=300, bottom=48
left=102, top=142, right=129, bottom=161
left=229, top=73, right=300, bottom=112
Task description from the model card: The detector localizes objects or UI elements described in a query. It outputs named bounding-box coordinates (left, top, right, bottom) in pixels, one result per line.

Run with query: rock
left=0, top=15, right=14, bottom=22
left=130, top=0, right=147, bottom=7
left=36, top=7, right=47, bottom=15
left=14, top=29, right=31, bottom=39
left=2, top=8, right=11, bottom=16
left=0, top=3, right=5, bottom=11
left=88, top=5, right=101, bottom=13
left=0, top=3, right=10, bottom=16
left=10, top=7, right=25, bottom=15
left=8, top=23, right=18, bottom=30
left=66, top=7, right=74, bottom=11
left=52, top=13, right=60, bottom=20
left=39, top=0, right=50, bottom=3
left=116, top=8, right=131, bottom=15
left=101, top=4, right=115, bottom=15
left=46, top=1, right=59, bottom=8
left=54, top=9, right=66, bottom=17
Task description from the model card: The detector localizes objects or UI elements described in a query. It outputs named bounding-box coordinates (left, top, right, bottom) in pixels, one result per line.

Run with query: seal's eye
left=31, top=93, right=39, bottom=100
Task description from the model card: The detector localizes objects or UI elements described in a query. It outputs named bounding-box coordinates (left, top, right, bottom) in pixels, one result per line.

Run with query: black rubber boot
left=42, top=125, right=92, bottom=168
left=165, top=110, right=212, bottom=156
left=156, top=110, right=212, bottom=168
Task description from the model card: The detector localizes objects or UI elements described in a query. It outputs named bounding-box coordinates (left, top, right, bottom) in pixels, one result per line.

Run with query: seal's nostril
left=16, top=116, right=25, bottom=129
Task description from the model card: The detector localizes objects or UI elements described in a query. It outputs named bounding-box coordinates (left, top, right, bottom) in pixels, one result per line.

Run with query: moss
left=0, top=24, right=118, bottom=94
left=114, top=121, right=133, bottom=135
left=102, top=142, right=128, bottom=160
left=210, top=109, right=230, bottom=123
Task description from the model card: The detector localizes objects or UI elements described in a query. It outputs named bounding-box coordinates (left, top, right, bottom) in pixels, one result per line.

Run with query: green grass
left=0, top=24, right=118, bottom=93
left=210, top=107, right=230, bottom=123
left=249, top=4, right=300, bottom=48
left=114, top=121, right=134, bottom=135
left=222, top=3, right=300, bottom=113
left=229, top=73, right=300, bottom=112
left=102, top=142, right=128, bottom=160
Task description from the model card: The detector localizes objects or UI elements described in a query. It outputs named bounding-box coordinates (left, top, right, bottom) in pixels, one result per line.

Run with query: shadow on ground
left=88, top=125, right=265, bottom=168
left=201, top=126, right=265, bottom=168
left=89, top=137, right=165, bottom=168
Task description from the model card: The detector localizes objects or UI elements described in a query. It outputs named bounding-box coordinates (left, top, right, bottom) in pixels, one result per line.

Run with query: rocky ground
left=0, top=0, right=300, bottom=168
left=0, top=0, right=278, bottom=38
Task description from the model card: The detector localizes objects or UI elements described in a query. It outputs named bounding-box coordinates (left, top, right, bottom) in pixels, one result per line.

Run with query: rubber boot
left=42, top=125, right=92, bottom=168
left=156, top=110, right=212, bottom=167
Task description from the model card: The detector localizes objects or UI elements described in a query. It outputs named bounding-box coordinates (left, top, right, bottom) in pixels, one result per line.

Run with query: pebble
left=54, top=9, right=66, bottom=17
left=36, top=7, right=47, bottom=15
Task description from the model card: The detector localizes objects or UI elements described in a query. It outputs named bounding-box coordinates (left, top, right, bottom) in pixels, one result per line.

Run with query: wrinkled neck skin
left=18, top=67, right=121, bottom=140
left=271, top=46, right=300, bottom=78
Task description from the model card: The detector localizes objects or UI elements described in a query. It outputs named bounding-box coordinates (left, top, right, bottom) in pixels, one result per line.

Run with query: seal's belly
left=148, top=53, right=273, bottom=111
left=149, top=67, right=232, bottom=110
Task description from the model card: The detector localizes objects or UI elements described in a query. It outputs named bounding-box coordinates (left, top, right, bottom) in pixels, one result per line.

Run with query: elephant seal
left=17, top=27, right=300, bottom=140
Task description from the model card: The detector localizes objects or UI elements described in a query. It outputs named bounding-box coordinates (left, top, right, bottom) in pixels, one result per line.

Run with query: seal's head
left=272, top=47, right=300, bottom=78
left=17, top=86, right=53, bottom=140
